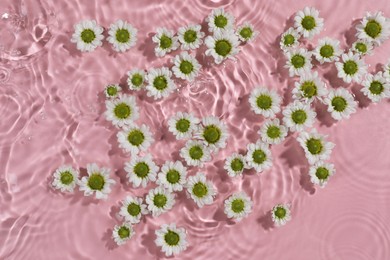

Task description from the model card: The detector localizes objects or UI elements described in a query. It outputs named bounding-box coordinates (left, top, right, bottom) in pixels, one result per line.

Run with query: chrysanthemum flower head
left=145, top=186, right=175, bottom=217
left=352, top=39, right=374, bottom=56
left=285, top=48, right=313, bottom=77
left=297, top=129, right=335, bottom=165
left=107, top=20, right=137, bottom=52
left=224, top=192, right=253, bottom=221
left=236, top=22, right=258, bottom=42
left=356, top=11, right=390, bottom=46
left=172, top=52, right=201, bottom=82
left=155, top=223, right=188, bottom=256
left=206, top=8, right=235, bottom=34
left=195, top=116, right=229, bottom=150
left=249, top=87, right=282, bottom=118
left=178, top=24, right=205, bottom=50
left=259, top=118, right=288, bottom=145
left=324, top=88, right=357, bottom=120
left=52, top=165, right=79, bottom=193
left=313, top=37, right=342, bottom=64
left=152, top=27, right=179, bottom=57
left=309, top=162, right=336, bottom=188
left=186, top=172, right=217, bottom=208
left=119, top=195, right=148, bottom=224
left=167, top=112, right=200, bottom=140
left=224, top=153, right=247, bottom=177
left=361, top=72, right=390, bottom=103
left=105, top=94, right=139, bottom=128
left=280, top=28, right=301, bottom=52
left=294, top=7, right=324, bottom=38
left=71, top=20, right=104, bottom=52
left=104, top=84, right=122, bottom=98
left=246, top=141, right=273, bottom=173
left=117, top=123, right=154, bottom=155
left=282, top=101, right=317, bottom=132
left=157, top=160, right=188, bottom=192
left=127, top=69, right=146, bottom=91
left=205, top=30, right=240, bottom=64
left=78, top=163, right=115, bottom=200
left=146, top=67, right=176, bottom=99
left=271, top=204, right=291, bottom=226
left=180, top=140, right=212, bottom=167
left=125, top=154, right=159, bottom=188
left=112, top=222, right=134, bottom=245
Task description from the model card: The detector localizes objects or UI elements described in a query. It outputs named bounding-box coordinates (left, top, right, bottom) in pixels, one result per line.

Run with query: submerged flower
left=356, top=11, right=390, bottom=46
left=155, top=223, right=188, bottom=257
left=280, top=28, right=301, bottom=52
left=224, top=153, right=247, bottom=177
left=285, top=48, right=313, bottom=77
left=206, top=8, right=235, bottom=34
left=52, top=165, right=79, bottom=193
left=249, top=87, right=282, bottom=118
left=157, top=161, right=188, bottom=192
left=146, top=67, right=176, bottom=99
left=79, top=163, right=115, bottom=199
left=297, top=129, right=335, bottom=165
left=117, top=123, right=154, bottom=155
left=361, top=72, right=390, bottom=103
left=195, top=116, right=229, bottom=150
left=292, top=70, right=327, bottom=103
left=271, top=204, right=291, bottom=226
left=105, top=94, right=139, bottom=127
left=236, top=22, right=258, bottom=42
left=246, top=141, right=273, bottom=173
left=178, top=24, right=205, bottom=50
left=107, top=20, right=137, bottom=52
left=145, top=186, right=175, bottom=217
left=309, top=162, right=336, bottom=188
left=294, top=7, right=324, bottom=38
left=104, top=84, right=122, bottom=98
left=351, top=39, right=374, bottom=56
left=125, top=154, right=159, bottom=188
left=152, top=27, right=179, bottom=57
left=180, top=140, right=212, bottom=167
left=282, top=101, right=316, bottom=132
left=112, top=222, right=134, bottom=245
left=172, top=52, right=201, bottom=82
left=127, top=69, right=146, bottom=91
left=205, top=30, right=240, bottom=64
left=313, top=37, right=342, bottom=64
left=186, top=172, right=217, bottom=208
left=71, top=20, right=104, bottom=52
left=325, top=88, right=357, bottom=120
left=167, top=112, right=200, bottom=140
left=119, top=195, right=148, bottom=224
left=224, top=192, right=253, bottom=221
left=259, top=118, right=288, bottom=145
left=335, top=52, right=367, bottom=83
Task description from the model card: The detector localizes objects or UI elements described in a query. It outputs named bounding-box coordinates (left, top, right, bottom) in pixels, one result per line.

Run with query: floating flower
left=51, top=165, right=79, bottom=193
left=127, top=69, right=146, bottom=91
left=246, top=141, right=273, bottom=173
left=157, top=161, right=188, bottom=192
left=78, top=163, right=115, bottom=200
left=224, top=192, right=253, bottom=221
left=71, top=20, right=104, bottom=52
left=292, top=70, right=327, bottom=103
left=107, top=20, right=137, bottom=52
left=125, top=154, right=159, bottom=188
left=280, top=27, right=301, bottom=52
left=282, top=101, right=316, bottom=132
left=313, top=37, right=342, bottom=64
left=259, top=118, right=288, bottom=145
left=271, top=204, right=291, bottom=226
left=117, top=123, right=154, bottom=155
left=325, top=88, right=357, bottom=120
left=178, top=24, right=205, bottom=50
left=361, top=72, right=390, bottom=103
left=205, top=30, right=240, bottom=64
left=285, top=48, right=313, bottom=77
left=105, top=94, right=139, bottom=127
left=335, top=52, right=367, bottom=83
left=224, top=153, right=247, bottom=177
left=309, top=162, right=336, bottom=188
left=249, top=87, right=281, bottom=118
left=297, top=129, right=335, bottom=165
left=206, top=8, right=235, bottom=34
left=195, top=116, right=229, bottom=150
left=146, top=67, right=176, bottom=99
left=172, top=52, right=201, bottom=82
left=145, top=187, right=175, bottom=217
left=186, top=172, right=216, bottom=208
left=112, top=222, right=134, bottom=246
left=294, top=7, right=324, bottom=38
left=104, top=84, right=122, bottom=98
left=356, top=11, right=390, bottom=46
left=180, top=140, right=212, bottom=167
left=167, top=112, right=200, bottom=140
left=152, top=27, right=179, bottom=57
left=155, top=223, right=188, bottom=257
left=119, top=195, right=148, bottom=224
left=351, top=39, right=374, bottom=56
left=236, top=22, right=258, bottom=42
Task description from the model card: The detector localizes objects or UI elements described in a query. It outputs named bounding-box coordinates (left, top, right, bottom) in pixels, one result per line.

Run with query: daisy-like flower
left=356, top=11, right=390, bottom=46
left=285, top=48, right=313, bottom=77
left=145, top=67, right=176, bottom=99
left=167, top=112, right=200, bottom=140
left=292, top=70, right=327, bottom=103
left=78, top=163, right=116, bottom=200
left=205, top=30, right=240, bottom=64
left=180, top=140, right=211, bottom=167
left=325, top=88, right=357, bottom=120
left=249, top=87, right=282, bottom=118
left=280, top=27, right=301, bottom=52
left=107, top=20, right=137, bottom=52
left=105, top=94, right=139, bottom=127
left=224, top=153, right=247, bottom=177
left=152, top=27, right=179, bottom=57
left=384, top=59, right=390, bottom=79
left=71, top=20, right=104, bottom=52
left=206, top=8, right=235, bottom=34
left=294, top=7, right=324, bottom=38
left=51, top=165, right=79, bottom=193
left=172, top=52, right=201, bottom=82
left=125, top=154, right=159, bottom=188
left=186, top=172, right=216, bottom=208
left=282, top=101, right=316, bottom=132
left=157, top=161, right=188, bottom=192
left=112, top=222, right=134, bottom=246
left=352, top=39, right=374, bottom=56
left=127, top=69, right=146, bottom=91
left=119, top=195, right=148, bottom=224
left=104, top=84, right=122, bottom=98
left=297, top=129, right=335, bottom=165
left=361, top=72, right=390, bottom=103
left=313, top=37, right=342, bottom=64
left=145, top=187, right=175, bottom=217
left=236, top=22, right=258, bottom=42
left=271, top=204, right=291, bottom=226
left=245, top=141, right=272, bottom=173
left=259, top=118, right=288, bottom=145
left=309, top=162, right=336, bottom=188
left=224, top=192, right=253, bottom=221
left=178, top=24, right=205, bottom=50
left=195, top=116, right=229, bottom=150
left=117, top=123, right=154, bottom=155
left=155, top=223, right=188, bottom=257
left=335, top=52, right=367, bottom=83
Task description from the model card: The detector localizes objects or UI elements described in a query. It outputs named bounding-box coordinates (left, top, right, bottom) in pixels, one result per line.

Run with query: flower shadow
left=351, top=84, right=371, bottom=109
left=299, top=166, right=315, bottom=195
left=314, top=100, right=337, bottom=127
left=138, top=32, right=158, bottom=62
left=102, top=227, right=119, bottom=251
left=257, top=210, right=274, bottom=231
left=140, top=227, right=167, bottom=259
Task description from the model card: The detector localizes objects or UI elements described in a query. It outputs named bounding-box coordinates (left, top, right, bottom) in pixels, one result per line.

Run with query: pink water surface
left=1, top=0, right=390, bottom=259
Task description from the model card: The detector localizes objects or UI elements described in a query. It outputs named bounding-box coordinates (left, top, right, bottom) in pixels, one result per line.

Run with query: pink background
left=1, top=0, right=390, bottom=259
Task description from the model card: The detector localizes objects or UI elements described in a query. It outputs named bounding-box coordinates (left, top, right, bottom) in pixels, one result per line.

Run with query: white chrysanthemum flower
left=180, top=140, right=212, bottom=167
left=178, top=24, right=205, bottom=50
left=280, top=27, right=301, bottom=52
left=107, top=20, right=137, bottom=52
left=155, top=223, right=188, bottom=257
left=249, top=87, right=282, bottom=118
left=351, top=39, right=374, bottom=56
left=259, top=118, right=288, bottom=145
left=309, top=162, right=336, bottom=188
left=112, top=222, right=134, bottom=246
left=297, top=129, right=335, bottom=165
left=78, top=163, right=115, bottom=200
left=51, top=165, right=79, bottom=193
left=172, top=52, right=201, bottom=82
left=157, top=161, right=188, bottom=192
left=105, top=94, right=139, bottom=127
left=71, top=20, right=104, bottom=52
left=271, top=204, right=292, bottom=226
left=356, top=11, right=390, bottom=46
left=324, top=88, right=357, bottom=120
left=117, top=123, right=154, bottom=155
left=285, top=48, right=313, bottom=77
left=224, top=192, right=253, bottom=221
left=294, top=7, right=324, bottom=38
left=145, top=67, right=176, bottom=100
left=119, top=195, right=148, bottom=224
left=335, top=52, right=367, bottom=83
left=246, top=141, right=273, bottom=173
left=236, top=22, right=258, bottom=42
left=313, top=37, right=342, bottom=64
left=205, top=30, right=240, bottom=64
left=104, top=84, right=122, bottom=98
left=125, top=154, right=159, bottom=188
left=127, top=69, right=146, bottom=91
left=145, top=187, right=175, bottom=217
left=384, top=59, right=390, bottom=79
left=152, top=27, right=179, bottom=57
left=224, top=153, right=247, bottom=177
left=186, top=172, right=216, bottom=208
left=168, top=112, right=200, bottom=140
left=361, top=72, right=390, bottom=102
left=206, top=8, right=235, bottom=34
left=194, top=116, right=229, bottom=150
left=292, top=70, right=327, bottom=103
left=282, top=101, right=316, bottom=132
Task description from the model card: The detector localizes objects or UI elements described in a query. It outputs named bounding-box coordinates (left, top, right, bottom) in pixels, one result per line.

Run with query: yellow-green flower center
left=114, top=103, right=131, bottom=119
left=267, top=125, right=281, bottom=139
left=87, top=173, right=105, bottom=191
left=176, top=119, right=190, bottom=133
left=116, top=29, right=130, bottom=43
left=252, top=149, right=266, bottom=164
left=300, top=81, right=317, bottom=98
left=189, top=146, right=203, bottom=160
left=343, top=60, right=358, bottom=75
left=364, top=20, right=381, bottom=39
left=131, top=74, right=143, bottom=87
left=231, top=199, right=245, bottom=213
left=306, top=138, right=323, bottom=155
left=369, top=81, right=384, bottom=95
left=214, top=15, right=228, bottom=28
left=274, top=206, right=286, bottom=219
left=81, top=29, right=96, bottom=43
left=160, top=35, right=172, bottom=49
left=215, top=40, right=232, bottom=57
left=355, top=42, right=367, bottom=54
left=127, top=202, right=141, bottom=216
left=283, top=34, right=295, bottom=46
left=291, top=54, right=305, bottom=68
left=60, top=171, right=74, bottom=185
left=118, top=226, right=130, bottom=239
left=153, top=194, right=167, bottom=208
left=230, top=158, right=244, bottom=172
left=320, top=44, right=334, bottom=58
left=291, top=109, right=307, bottom=124
left=256, top=94, right=272, bottom=110
left=315, top=167, right=329, bottom=180
left=179, top=60, right=194, bottom=75
left=184, top=29, right=197, bottom=43
left=301, top=16, right=316, bottom=30
left=239, top=27, right=253, bottom=40
left=331, top=96, right=347, bottom=112
left=203, top=125, right=221, bottom=144
left=134, top=162, right=149, bottom=178
left=164, top=230, right=180, bottom=246
left=127, top=130, right=145, bottom=146
left=106, top=86, right=118, bottom=96
left=166, top=169, right=180, bottom=184
left=153, top=76, right=168, bottom=90
left=193, top=182, right=207, bottom=198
